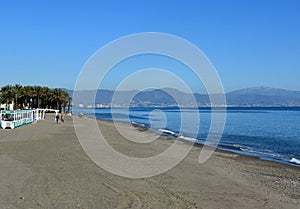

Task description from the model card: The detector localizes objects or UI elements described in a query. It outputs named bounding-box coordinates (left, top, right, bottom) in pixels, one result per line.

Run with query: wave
left=131, top=121, right=146, bottom=127
left=218, top=143, right=286, bottom=160
left=290, top=157, right=300, bottom=165
left=156, top=130, right=289, bottom=163
left=239, top=146, right=282, bottom=158
left=178, top=135, right=197, bottom=143
left=218, top=143, right=244, bottom=151
left=158, top=128, right=179, bottom=137
left=157, top=128, right=198, bottom=143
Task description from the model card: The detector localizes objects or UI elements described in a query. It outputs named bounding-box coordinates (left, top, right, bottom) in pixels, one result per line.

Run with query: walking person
left=55, top=113, right=59, bottom=124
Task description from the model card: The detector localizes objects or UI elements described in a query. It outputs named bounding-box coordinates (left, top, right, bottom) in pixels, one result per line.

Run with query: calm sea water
left=73, top=107, right=300, bottom=167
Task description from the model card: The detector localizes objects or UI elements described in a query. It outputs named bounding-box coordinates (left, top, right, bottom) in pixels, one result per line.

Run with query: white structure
left=35, top=108, right=59, bottom=120
left=0, top=108, right=59, bottom=129
left=1, top=110, right=34, bottom=129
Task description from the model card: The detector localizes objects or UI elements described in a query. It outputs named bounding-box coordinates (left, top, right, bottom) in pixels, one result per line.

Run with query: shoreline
left=0, top=115, right=299, bottom=208
left=73, top=106, right=300, bottom=109
left=75, top=112, right=300, bottom=169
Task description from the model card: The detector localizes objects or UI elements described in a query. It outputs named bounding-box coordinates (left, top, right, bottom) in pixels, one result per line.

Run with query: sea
left=72, top=107, right=300, bottom=167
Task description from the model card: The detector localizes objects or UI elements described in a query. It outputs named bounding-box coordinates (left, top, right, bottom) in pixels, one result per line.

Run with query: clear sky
left=0, top=0, right=299, bottom=93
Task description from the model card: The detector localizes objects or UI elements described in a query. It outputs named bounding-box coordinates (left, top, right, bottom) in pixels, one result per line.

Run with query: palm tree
left=61, top=91, right=69, bottom=113
left=40, top=87, right=51, bottom=109
left=50, top=88, right=69, bottom=112
left=14, top=84, right=22, bottom=109
left=67, top=96, right=72, bottom=113
left=33, top=86, right=43, bottom=108
left=1, top=84, right=71, bottom=111
left=21, top=85, right=33, bottom=109
left=51, top=88, right=61, bottom=110
left=1, top=85, right=14, bottom=109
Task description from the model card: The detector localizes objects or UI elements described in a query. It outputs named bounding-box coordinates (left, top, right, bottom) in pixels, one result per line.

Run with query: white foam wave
left=178, top=135, right=197, bottom=143
left=158, top=128, right=177, bottom=136
left=290, top=157, right=300, bottom=164
left=131, top=121, right=145, bottom=127
left=238, top=146, right=283, bottom=158
left=158, top=129, right=197, bottom=143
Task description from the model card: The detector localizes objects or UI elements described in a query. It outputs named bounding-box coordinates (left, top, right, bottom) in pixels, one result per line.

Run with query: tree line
left=0, top=84, right=72, bottom=112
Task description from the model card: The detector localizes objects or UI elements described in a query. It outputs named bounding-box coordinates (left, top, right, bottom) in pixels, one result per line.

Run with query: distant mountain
left=70, top=86, right=300, bottom=107
left=227, top=86, right=300, bottom=106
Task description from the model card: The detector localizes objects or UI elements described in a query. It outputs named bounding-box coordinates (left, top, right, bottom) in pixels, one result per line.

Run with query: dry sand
left=0, top=115, right=299, bottom=209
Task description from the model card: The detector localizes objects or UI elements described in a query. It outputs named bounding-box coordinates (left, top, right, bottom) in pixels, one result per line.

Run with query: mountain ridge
left=69, top=86, right=300, bottom=107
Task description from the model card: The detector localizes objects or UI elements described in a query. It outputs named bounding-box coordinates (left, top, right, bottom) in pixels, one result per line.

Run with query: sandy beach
left=0, top=115, right=299, bottom=209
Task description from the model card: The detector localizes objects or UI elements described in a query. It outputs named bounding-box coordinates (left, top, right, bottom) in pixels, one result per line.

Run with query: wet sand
left=0, top=115, right=299, bottom=208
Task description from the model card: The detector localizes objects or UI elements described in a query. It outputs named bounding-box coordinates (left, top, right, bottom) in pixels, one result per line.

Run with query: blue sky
left=0, top=0, right=299, bottom=93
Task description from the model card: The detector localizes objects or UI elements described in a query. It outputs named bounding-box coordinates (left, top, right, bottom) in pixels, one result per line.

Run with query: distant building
left=96, top=104, right=110, bottom=108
